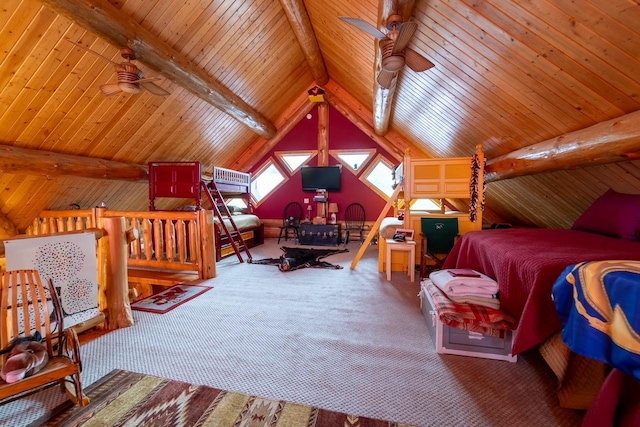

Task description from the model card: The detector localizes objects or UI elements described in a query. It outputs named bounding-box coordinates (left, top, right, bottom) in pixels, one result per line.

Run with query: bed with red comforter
left=443, top=227, right=640, bottom=355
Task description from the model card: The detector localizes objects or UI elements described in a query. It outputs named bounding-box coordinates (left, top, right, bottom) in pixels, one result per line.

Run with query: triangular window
left=330, top=149, right=375, bottom=175
left=276, top=151, right=317, bottom=174
left=360, top=154, right=395, bottom=198
left=251, top=159, right=287, bottom=205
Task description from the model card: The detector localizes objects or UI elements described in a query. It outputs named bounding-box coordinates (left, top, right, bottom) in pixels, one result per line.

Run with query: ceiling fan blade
left=376, top=70, right=397, bottom=89
left=339, top=17, right=387, bottom=40
left=99, top=83, right=123, bottom=96
left=133, top=77, right=161, bottom=84
left=405, top=48, right=435, bottom=72
left=140, top=81, right=171, bottom=96
left=392, top=22, right=417, bottom=54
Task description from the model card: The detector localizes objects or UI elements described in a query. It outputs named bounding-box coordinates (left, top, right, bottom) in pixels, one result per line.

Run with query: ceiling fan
left=339, top=14, right=435, bottom=89
left=67, top=41, right=170, bottom=97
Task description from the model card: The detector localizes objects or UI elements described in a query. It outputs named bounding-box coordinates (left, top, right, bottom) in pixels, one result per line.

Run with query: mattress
left=379, top=217, right=403, bottom=239
left=214, top=214, right=261, bottom=231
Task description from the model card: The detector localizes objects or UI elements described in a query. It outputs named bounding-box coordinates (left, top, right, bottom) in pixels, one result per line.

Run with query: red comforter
left=442, top=228, right=640, bottom=355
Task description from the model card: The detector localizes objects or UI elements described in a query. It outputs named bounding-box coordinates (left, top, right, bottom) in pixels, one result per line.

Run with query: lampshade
left=307, top=205, right=313, bottom=210
left=328, top=203, right=339, bottom=213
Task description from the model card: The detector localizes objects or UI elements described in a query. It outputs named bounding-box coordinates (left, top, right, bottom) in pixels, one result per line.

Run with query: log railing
left=26, top=209, right=96, bottom=235
left=25, top=207, right=216, bottom=280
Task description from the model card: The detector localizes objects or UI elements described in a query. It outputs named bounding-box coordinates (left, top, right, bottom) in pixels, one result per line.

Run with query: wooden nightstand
left=385, top=238, right=416, bottom=282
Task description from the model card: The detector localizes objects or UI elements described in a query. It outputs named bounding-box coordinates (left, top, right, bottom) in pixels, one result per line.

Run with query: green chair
left=420, top=218, right=459, bottom=278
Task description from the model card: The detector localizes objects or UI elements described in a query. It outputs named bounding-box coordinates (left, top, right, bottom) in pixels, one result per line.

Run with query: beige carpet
left=2, top=239, right=584, bottom=426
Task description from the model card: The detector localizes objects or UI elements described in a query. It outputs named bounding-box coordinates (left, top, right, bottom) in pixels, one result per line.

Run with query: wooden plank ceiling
left=1, top=0, right=640, bottom=232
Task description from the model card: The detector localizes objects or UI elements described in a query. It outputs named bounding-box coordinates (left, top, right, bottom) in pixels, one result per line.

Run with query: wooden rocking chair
left=0, top=269, right=89, bottom=406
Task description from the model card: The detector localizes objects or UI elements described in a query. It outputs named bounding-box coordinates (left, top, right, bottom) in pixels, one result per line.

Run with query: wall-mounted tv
left=301, top=165, right=341, bottom=192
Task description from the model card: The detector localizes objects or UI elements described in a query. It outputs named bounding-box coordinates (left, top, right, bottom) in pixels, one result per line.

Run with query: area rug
left=249, top=246, right=348, bottom=271
left=31, top=369, right=415, bottom=426
left=130, top=284, right=212, bottom=314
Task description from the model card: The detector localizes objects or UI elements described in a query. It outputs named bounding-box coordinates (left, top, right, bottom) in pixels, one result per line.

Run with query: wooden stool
left=385, top=238, right=416, bottom=282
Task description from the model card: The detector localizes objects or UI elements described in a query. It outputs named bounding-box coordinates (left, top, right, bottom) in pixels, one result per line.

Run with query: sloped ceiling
left=1, top=0, right=640, bottom=232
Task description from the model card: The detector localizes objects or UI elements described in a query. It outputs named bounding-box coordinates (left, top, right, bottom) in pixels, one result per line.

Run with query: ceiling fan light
left=382, top=55, right=405, bottom=72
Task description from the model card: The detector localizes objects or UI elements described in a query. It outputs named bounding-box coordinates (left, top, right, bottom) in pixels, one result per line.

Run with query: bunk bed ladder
left=200, top=180, right=252, bottom=263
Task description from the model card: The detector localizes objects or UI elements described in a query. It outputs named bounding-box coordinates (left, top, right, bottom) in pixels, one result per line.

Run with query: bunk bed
left=377, top=146, right=485, bottom=274
left=149, top=162, right=264, bottom=261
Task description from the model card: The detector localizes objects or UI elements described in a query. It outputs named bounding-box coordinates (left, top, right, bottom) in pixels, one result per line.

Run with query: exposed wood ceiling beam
left=37, top=0, right=276, bottom=139
left=279, top=0, right=329, bottom=86
left=0, top=144, right=148, bottom=182
left=324, top=80, right=424, bottom=161
left=485, top=110, right=640, bottom=182
left=8, top=107, right=635, bottom=186
left=373, top=0, right=415, bottom=136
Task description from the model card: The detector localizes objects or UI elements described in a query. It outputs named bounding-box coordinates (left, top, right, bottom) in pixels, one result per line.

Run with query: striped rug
left=32, top=369, right=415, bottom=426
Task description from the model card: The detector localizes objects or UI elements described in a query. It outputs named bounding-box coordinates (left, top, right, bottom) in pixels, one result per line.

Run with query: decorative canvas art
left=4, top=232, right=100, bottom=328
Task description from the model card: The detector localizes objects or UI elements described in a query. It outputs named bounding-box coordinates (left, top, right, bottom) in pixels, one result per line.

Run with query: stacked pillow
left=571, top=189, right=640, bottom=240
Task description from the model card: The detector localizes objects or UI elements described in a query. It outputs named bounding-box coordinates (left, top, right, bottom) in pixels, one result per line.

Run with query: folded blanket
left=448, top=294, right=500, bottom=310
left=422, top=280, right=517, bottom=336
left=430, top=269, right=498, bottom=298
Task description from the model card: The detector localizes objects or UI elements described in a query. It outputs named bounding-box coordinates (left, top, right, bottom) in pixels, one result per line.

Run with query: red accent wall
left=251, top=105, right=396, bottom=222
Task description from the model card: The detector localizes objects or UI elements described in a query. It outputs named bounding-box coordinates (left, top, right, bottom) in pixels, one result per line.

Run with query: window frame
left=329, top=148, right=376, bottom=176
left=250, top=158, right=288, bottom=207
left=359, top=154, right=396, bottom=200
left=275, top=150, right=318, bottom=174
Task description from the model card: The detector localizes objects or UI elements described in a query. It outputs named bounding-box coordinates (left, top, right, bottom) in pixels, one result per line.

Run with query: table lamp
left=328, top=203, right=339, bottom=224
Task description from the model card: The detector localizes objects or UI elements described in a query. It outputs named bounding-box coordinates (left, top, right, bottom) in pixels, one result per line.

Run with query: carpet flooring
left=1, top=239, right=584, bottom=426
left=31, top=369, right=415, bottom=426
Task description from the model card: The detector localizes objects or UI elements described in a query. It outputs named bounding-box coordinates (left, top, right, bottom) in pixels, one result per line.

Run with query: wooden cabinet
left=299, top=224, right=341, bottom=246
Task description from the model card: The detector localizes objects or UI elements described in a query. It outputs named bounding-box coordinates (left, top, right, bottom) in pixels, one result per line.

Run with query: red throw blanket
left=443, top=228, right=640, bottom=355
left=424, top=280, right=517, bottom=337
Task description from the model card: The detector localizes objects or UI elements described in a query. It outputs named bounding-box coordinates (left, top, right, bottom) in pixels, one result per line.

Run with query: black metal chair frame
left=278, top=202, right=303, bottom=243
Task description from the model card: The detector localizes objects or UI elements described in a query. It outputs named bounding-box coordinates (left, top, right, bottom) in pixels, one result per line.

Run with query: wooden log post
left=98, top=216, right=134, bottom=329
left=317, top=102, right=329, bottom=166
left=198, top=210, right=217, bottom=279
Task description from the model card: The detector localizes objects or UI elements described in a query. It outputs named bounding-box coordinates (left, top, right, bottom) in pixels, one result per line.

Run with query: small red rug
left=131, top=284, right=212, bottom=314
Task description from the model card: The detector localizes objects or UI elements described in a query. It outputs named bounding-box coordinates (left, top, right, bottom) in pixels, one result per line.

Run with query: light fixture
left=328, top=203, right=339, bottom=224
left=308, top=86, right=325, bottom=102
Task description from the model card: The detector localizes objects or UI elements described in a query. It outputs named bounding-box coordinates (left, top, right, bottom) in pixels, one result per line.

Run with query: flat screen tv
left=301, top=166, right=341, bottom=192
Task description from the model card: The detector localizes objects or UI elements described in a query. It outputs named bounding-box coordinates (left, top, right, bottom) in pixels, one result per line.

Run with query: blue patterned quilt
left=552, top=260, right=640, bottom=381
